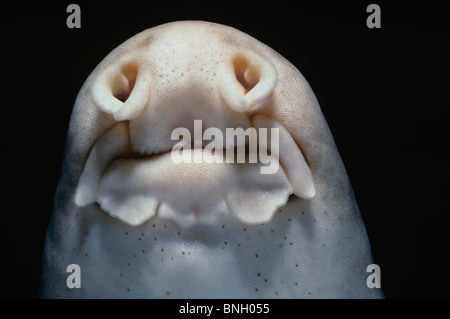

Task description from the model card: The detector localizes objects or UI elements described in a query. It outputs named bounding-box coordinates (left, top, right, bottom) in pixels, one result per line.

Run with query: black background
left=1, top=0, right=449, bottom=300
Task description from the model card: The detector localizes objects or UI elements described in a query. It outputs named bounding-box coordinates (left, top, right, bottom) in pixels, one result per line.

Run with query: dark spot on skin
left=313, top=219, right=316, bottom=223
left=290, top=242, right=293, bottom=246
left=125, top=232, right=128, bottom=235
left=153, top=224, right=156, bottom=228
left=275, top=292, right=278, bottom=295
left=154, top=237, right=157, bottom=241
left=284, top=237, right=287, bottom=240
left=308, top=292, right=312, bottom=295
left=134, top=254, right=136, bottom=258
left=167, top=291, right=170, bottom=295
left=161, top=248, right=164, bottom=252
left=127, top=288, right=130, bottom=292
left=271, top=229, right=274, bottom=233
left=255, top=254, right=258, bottom=258
left=142, top=250, right=145, bottom=253
left=142, top=233, right=145, bottom=236
left=326, top=229, right=329, bottom=231
left=238, top=244, right=241, bottom=247
left=120, top=274, right=123, bottom=277
left=84, top=253, right=88, bottom=256
left=138, top=237, right=141, bottom=240
left=224, top=241, right=227, bottom=245
left=324, top=211, right=327, bottom=214
left=127, top=262, right=131, bottom=266
left=322, top=244, right=326, bottom=247
left=164, top=225, right=167, bottom=229
left=243, top=228, right=246, bottom=232
left=257, top=273, right=260, bottom=277
left=296, top=264, right=299, bottom=267
left=265, top=279, right=268, bottom=283
left=222, top=225, right=225, bottom=229
left=246, top=236, right=250, bottom=240
left=279, top=244, right=283, bottom=248
left=181, top=73, right=184, bottom=77
left=302, top=211, right=305, bottom=215
left=258, top=231, right=262, bottom=235
left=177, top=232, right=181, bottom=236
left=188, top=252, right=191, bottom=255
left=288, top=218, right=291, bottom=222
left=182, top=251, right=185, bottom=255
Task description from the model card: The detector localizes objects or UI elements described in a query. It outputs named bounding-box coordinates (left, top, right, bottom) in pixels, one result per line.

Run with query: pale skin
left=40, top=21, right=383, bottom=298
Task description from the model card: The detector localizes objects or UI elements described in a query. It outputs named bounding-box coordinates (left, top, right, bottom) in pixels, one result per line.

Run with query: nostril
left=112, top=63, right=138, bottom=103
left=114, top=91, right=130, bottom=103
left=92, top=58, right=149, bottom=120
left=219, top=51, right=277, bottom=113
left=233, top=55, right=259, bottom=94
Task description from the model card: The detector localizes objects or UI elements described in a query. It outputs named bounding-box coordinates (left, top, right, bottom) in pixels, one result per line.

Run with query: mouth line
left=131, top=143, right=275, bottom=163
left=129, top=119, right=281, bottom=168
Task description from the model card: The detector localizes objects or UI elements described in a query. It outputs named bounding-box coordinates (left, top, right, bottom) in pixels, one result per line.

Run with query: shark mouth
left=74, top=114, right=315, bottom=228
